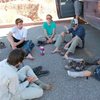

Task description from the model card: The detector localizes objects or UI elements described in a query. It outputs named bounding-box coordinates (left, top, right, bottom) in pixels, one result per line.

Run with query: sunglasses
left=46, top=17, right=52, bottom=20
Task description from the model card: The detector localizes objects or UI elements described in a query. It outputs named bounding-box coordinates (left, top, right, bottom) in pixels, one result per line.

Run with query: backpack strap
left=0, top=42, right=6, bottom=49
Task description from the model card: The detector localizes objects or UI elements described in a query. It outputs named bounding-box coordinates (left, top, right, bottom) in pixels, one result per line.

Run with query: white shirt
left=0, top=59, right=29, bottom=100
left=10, top=26, right=27, bottom=40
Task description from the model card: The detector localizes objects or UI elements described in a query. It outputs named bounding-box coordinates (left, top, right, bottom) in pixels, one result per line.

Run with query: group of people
left=0, top=13, right=87, bottom=100
left=0, top=2, right=99, bottom=99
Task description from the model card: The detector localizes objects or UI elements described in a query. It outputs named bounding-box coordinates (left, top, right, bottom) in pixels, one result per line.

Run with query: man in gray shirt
left=0, top=49, right=51, bottom=100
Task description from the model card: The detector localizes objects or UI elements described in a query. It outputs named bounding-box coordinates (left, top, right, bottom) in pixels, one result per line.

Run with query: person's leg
left=64, top=36, right=82, bottom=58
left=20, top=83, right=43, bottom=100
left=67, top=65, right=97, bottom=78
left=67, top=70, right=92, bottom=78
left=52, top=32, right=66, bottom=53
left=17, top=65, right=38, bottom=82
left=34, top=80, right=52, bottom=90
left=26, top=53, right=34, bottom=60
left=18, top=66, right=51, bottom=90
left=74, top=0, right=82, bottom=19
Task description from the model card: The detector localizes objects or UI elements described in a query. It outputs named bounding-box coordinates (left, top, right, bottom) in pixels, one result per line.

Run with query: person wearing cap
left=52, top=19, right=85, bottom=59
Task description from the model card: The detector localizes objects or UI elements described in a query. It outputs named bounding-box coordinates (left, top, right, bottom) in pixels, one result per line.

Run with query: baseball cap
left=70, top=19, right=78, bottom=27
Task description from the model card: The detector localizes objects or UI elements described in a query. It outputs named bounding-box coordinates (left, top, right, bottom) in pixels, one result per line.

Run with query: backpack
left=68, top=60, right=86, bottom=71
left=93, top=66, right=100, bottom=81
left=22, top=40, right=34, bottom=56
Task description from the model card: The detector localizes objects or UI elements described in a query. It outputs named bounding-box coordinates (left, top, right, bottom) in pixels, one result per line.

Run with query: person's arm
left=8, top=75, right=20, bottom=99
left=43, top=22, right=50, bottom=39
left=50, top=28, right=56, bottom=39
left=50, top=22, right=56, bottom=39
left=43, top=29, right=50, bottom=39
left=64, top=35, right=77, bottom=48
left=7, top=32, right=14, bottom=46
left=15, top=38, right=25, bottom=46
left=7, top=32, right=25, bottom=47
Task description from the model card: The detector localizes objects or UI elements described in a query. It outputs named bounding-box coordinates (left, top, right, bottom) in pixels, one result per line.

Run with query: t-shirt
left=10, top=26, right=27, bottom=40
left=43, top=21, right=56, bottom=36
left=68, top=25, right=85, bottom=41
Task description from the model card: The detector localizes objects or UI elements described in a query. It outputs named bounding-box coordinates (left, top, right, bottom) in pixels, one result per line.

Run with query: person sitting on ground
left=0, top=49, right=52, bottom=100
left=67, top=58, right=100, bottom=78
left=7, top=18, right=34, bottom=60
left=38, top=14, right=56, bottom=45
left=52, top=18, right=85, bottom=59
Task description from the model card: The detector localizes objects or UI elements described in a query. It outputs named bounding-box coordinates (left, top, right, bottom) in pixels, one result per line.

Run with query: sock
left=67, top=70, right=85, bottom=78
left=67, top=57, right=84, bottom=62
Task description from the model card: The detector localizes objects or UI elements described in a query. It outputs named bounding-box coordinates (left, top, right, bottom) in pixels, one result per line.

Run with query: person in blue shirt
left=52, top=19, right=85, bottom=59
left=42, top=14, right=56, bottom=44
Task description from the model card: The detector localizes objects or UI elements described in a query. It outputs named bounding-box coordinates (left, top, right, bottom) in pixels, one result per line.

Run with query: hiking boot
left=33, top=67, right=50, bottom=77
left=36, top=70, right=50, bottom=77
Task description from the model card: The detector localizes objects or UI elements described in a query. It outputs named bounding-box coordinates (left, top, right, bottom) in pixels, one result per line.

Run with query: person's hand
left=13, top=42, right=18, bottom=47
left=11, top=43, right=17, bottom=49
left=49, top=38, right=53, bottom=43
left=64, top=42, right=70, bottom=49
left=47, top=38, right=53, bottom=43
left=26, top=76, right=37, bottom=83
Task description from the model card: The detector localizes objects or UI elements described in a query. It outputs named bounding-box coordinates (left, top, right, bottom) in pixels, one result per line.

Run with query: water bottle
left=40, top=46, right=45, bottom=56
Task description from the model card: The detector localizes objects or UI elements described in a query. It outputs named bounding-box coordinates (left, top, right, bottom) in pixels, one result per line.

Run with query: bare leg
left=52, top=32, right=65, bottom=53
left=26, top=53, right=34, bottom=60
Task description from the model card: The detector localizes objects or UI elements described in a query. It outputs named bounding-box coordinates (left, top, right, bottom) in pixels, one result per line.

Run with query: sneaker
left=35, top=70, right=50, bottom=77
left=64, top=65, right=72, bottom=70
left=33, top=66, right=43, bottom=72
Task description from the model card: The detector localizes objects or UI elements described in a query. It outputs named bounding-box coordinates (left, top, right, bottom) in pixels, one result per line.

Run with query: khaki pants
left=17, top=66, right=44, bottom=100
left=55, top=34, right=82, bottom=54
